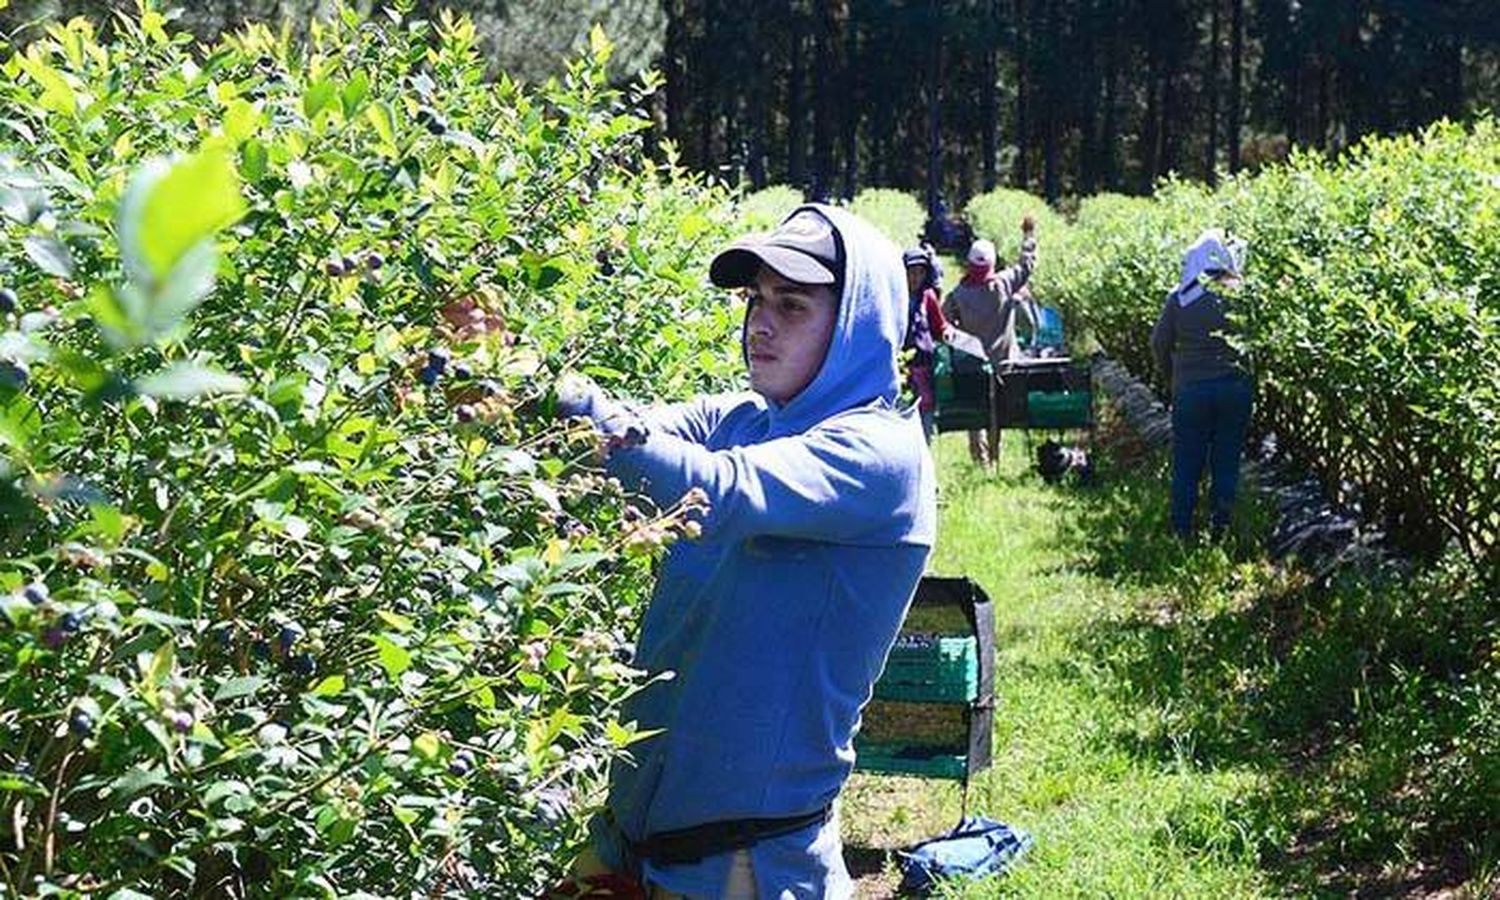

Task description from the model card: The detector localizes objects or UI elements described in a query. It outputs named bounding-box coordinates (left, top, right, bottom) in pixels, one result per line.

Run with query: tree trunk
left=1228, top=0, right=1242, bottom=172
left=1100, top=5, right=1120, bottom=191
left=1206, top=0, right=1221, bottom=184
left=1041, top=0, right=1059, bottom=204
left=1013, top=0, right=1029, bottom=190
left=841, top=11, right=859, bottom=199
left=981, top=0, right=1000, bottom=191
left=787, top=8, right=806, bottom=190
left=926, top=0, right=943, bottom=218
left=811, top=0, right=838, bottom=201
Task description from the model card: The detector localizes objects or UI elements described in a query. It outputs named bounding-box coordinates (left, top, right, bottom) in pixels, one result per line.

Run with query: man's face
left=744, top=266, right=839, bottom=405
left=906, top=264, right=928, bottom=296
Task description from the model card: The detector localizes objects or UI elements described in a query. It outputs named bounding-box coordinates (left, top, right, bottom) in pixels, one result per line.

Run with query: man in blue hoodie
left=559, top=205, right=937, bottom=898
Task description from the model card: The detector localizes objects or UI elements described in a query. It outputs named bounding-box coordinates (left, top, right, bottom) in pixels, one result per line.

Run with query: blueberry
left=448, top=751, right=474, bottom=777
left=454, top=404, right=476, bottom=423
left=611, top=642, right=635, bottom=665
left=477, top=379, right=501, bottom=397
left=0, top=361, right=28, bottom=391
left=425, top=117, right=447, bottom=136
left=418, top=365, right=440, bottom=387
left=341, top=255, right=358, bottom=275
left=451, top=363, right=472, bottom=381
left=0, top=288, right=16, bottom=313
left=289, top=653, right=316, bottom=677
left=277, top=624, right=303, bottom=653
left=324, top=258, right=345, bottom=277
left=212, top=624, right=235, bottom=649
left=251, top=638, right=271, bottom=660
left=170, top=710, right=194, bottom=734
left=58, top=611, right=81, bottom=633
left=426, top=348, right=450, bottom=372
left=69, top=711, right=93, bottom=738
left=22, top=582, right=48, bottom=605
left=365, top=252, right=384, bottom=271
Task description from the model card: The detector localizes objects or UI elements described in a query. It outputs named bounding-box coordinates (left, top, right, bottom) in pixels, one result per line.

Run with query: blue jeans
left=1170, top=375, right=1253, bottom=535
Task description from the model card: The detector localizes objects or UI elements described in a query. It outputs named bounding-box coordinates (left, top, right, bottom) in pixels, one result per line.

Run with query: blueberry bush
left=0, top=3, right=739, bottom=895
left=1047, top=122, right=1499, bottom=576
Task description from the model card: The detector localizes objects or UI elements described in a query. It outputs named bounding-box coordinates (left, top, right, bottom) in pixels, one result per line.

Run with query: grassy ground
left=840, top=421, right=1497, bottom=898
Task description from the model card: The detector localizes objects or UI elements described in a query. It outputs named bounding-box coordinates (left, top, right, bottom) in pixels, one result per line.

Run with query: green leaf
left=310, top=674, right=345, bottom=696
left=212, top=675, right=267, bottom=702
left=304, top=78, right=336, bottom=120
left=23, top=235, right=75, bottom=277
left=375, top=609, right=413, bottom=632
left=413, top=731, right=441, bottom=761
left=241, top=138, right=268, bottom=182
left=369, top=634, right=411, bottom=679
left=108, top=764, right=170, bottom=800
left=135, top=363, right=246, bottom=400
left=341, top=70, right=370, bottom=117
left=118, top=150, right=245, bottom=286
left=365, top=102, right=396, bottom=155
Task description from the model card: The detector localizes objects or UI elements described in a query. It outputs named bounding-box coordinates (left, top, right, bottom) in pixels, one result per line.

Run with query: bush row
left=0, top=5, right=738, bottom=896
left=967, top=123, right=1499, bottom=576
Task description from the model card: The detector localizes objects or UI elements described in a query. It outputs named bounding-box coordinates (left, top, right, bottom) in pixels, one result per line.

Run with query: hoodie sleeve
left=993, top=235, right=1038, bottom=299
left=631, top=396, right=740, bottom=445
left=604, top=414, right=918, bottom=546
left=1150, top=294, right=1176, bottom=387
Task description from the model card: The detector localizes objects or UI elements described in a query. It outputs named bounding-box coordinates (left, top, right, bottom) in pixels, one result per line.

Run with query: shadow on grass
left=1051, top=451, right=1500, bottom=897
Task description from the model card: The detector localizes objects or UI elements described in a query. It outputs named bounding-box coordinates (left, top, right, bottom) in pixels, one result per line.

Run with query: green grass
left=842, top=426, right=1498, bottom=898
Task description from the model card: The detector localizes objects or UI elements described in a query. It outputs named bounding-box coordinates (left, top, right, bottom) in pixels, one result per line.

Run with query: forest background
left=5, top=0, right=1499, bottom=212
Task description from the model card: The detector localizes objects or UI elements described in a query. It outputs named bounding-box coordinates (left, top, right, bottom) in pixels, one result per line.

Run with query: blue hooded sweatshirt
left=573, top=204, right=937, bottom=897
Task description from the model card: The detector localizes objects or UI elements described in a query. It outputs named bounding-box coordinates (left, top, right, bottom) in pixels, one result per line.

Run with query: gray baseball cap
left=709, top=209, right=843, bottom=288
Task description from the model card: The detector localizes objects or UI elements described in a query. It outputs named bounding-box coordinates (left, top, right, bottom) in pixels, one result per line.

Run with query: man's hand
left=555, top=372, right=647, bottom=463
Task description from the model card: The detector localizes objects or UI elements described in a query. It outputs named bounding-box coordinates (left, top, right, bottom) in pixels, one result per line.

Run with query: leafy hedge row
left=970, top=124, right=1498, bottom=575
left=0, top=5, right=739, bottom=896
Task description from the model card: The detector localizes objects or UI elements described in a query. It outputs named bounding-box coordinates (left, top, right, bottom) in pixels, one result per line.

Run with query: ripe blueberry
left=418, top=365, right=440, bottom=387
left=611, top=643, right=635, bottom=665
left=289, top=653, right=316, bottom=677
left=0, top=287, right=16, bottom=313
left=69, top=710, right=93, bottom=738
left=23, top=582, right=48, bottom=605
left=324, top=258, right=346, bottom=277
left=365, top=252, right=384, bottom=271
left=454, top=404, right=476, bottom=423
left=448, top=751, right=474, bottom=777
left=426, top=348, right=450, bottom=372
left=0, top=361, right=28, bottom=391
left=451, top=363, right=472, bottom=381
left=277, top=624, right=303, bottom=653
left=170, top=710, right=194, bottom=734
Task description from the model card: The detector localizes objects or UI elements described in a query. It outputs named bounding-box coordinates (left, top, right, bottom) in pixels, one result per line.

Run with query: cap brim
left=709, top=243, right=837, bottom=289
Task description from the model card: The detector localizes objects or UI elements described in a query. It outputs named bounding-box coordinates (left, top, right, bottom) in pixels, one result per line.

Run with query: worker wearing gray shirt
left=943, top=218, right=1038, bottom=468
left=1150, top=230, right=1253, bottom=539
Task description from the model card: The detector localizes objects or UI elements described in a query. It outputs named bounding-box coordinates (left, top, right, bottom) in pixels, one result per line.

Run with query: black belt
left=629, top=805, right=832, bottom=866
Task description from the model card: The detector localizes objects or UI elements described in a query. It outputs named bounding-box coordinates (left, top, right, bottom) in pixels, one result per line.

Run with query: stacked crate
left=855, top=577, right=995, bottom=782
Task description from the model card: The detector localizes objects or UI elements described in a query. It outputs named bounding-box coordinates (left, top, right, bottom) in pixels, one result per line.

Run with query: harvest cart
left=855, top=576, right=995, bottom=810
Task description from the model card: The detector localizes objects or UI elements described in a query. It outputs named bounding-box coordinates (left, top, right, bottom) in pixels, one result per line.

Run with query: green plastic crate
left=1026, top=390, right=1091, bottom=429
left=933, top=344, right=992, bottom=433
left=872, top=634, right=979, bottom=703
left=853, top=740, right=970, bottom=780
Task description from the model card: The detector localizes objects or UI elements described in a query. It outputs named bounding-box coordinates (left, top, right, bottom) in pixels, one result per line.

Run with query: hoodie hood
left=744, top=203, right=908, bottom=436
left=1175, top=228, right=1246, bottom=307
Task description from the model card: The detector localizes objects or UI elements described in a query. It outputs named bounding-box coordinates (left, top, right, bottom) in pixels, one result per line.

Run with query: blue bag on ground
left=897, top=815, right=1033, bottom=894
